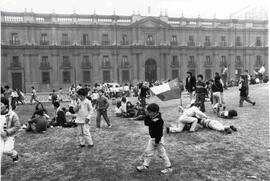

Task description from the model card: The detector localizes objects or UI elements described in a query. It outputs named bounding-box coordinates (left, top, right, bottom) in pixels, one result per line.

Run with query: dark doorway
left=12, top=72, right=22, bottom=90
left=145, top=59, right=157, bottom=82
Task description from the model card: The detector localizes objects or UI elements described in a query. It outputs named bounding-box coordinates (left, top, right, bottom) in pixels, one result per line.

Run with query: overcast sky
left=0, top=0, right=269, bottom=19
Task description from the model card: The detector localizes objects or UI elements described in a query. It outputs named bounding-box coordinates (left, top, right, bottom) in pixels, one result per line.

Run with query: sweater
left=1, top=109, right=20, bottom=136
left=96, top=96, right=109, bottom=110
left=144, top=112, right=163, bottom=144
left=75, top=98, right=94, bottom=124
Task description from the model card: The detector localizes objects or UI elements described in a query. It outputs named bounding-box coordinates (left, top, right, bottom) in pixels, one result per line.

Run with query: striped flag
left=150, top=78, right=182, bottom=101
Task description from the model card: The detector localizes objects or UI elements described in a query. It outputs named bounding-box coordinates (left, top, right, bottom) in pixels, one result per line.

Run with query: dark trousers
left=195, top=93, right=205, bottom=112
left=239, top=96, right=254, bottom=107
left=96, top=109, right=111, bottom=128
left=139, top=97, right=146, bottom=108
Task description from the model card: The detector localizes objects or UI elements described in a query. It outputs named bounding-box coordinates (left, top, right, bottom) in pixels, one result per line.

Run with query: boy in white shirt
left=73, top=88, right=94, bottom=148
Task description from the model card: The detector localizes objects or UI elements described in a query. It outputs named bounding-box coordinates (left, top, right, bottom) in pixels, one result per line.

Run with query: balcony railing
left=170, top=63, right=179, bottom=67
left=9, top=40, right=20, bottom=45
left=81, top=62, right=92, bottom=69
left=101, top=63, right=111, bottom=68
left=170, top=41, right=178, bottom=46
left=40, top=62, right=51, bottom=69
left=101, top=41, right=110, bottom=45
left=81, top=41, right=91, bottom=45
left=235, top=42, right=242, bottom=46
left=61, top=41, right=71, bottom=45
left=187, top=41, right=195, bottom=46
left=120, top=63, right=129, bottom=68
left=146, top=41, right=155, bottom=46
left=120, top=41, right=129, bottom=45
left=204, top=42, right=211, bottom=47
left=40, top=41, right=49, bottom=45
left=220, top=42, right=227, bottom=47
left=256, top=42, right=261, bottom=47
left=61, top=63, right=72, bottom=69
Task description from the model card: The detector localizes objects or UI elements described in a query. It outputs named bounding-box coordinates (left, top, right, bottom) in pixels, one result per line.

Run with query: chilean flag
left=150, top=78, right=182, bottom=101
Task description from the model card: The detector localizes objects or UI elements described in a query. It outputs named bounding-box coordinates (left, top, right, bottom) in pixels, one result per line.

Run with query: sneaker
left=161, top=167, right=173, bottom=174
left=13, top=154, right=19, bottom=163
left=21, top=124, right=27, bottom=129
left=224, top=128, right=232, bottom=134
left=136, top=165, right=148, bottom=172
left=88, top=144, right=94, bottom=148
left=108, top=125, right=112, bottom=128
left=166, top=127, right=170, bottom=134
left=79, top=144, right=85, bottom=148
left=253, top=102, right=256, bottom=106
left=230, top=125, right=237, bottom=132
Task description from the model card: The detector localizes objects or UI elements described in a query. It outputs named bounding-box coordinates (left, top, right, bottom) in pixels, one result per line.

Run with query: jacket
left=144, top=113, right=163, bottom=144
left=2, top=109, right=20, bottom=136
left=96, top=96, right=109, bottom=110
left=185, top=76, right=196, bottom=92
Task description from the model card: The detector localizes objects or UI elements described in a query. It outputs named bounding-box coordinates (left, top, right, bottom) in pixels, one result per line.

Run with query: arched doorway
left=145, top=59, right=157, bottom=82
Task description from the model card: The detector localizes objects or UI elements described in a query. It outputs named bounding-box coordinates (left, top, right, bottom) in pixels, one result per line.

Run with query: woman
left=25, top=102, right=50, bottom=133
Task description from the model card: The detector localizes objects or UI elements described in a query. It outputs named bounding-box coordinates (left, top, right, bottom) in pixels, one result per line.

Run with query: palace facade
left=1, top=11, right=268, bottom=92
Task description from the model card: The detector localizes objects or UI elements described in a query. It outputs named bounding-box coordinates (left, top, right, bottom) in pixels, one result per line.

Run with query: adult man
left=138, top=82, right=149, bottom=108
left=185, top=72, right=196, bottom=103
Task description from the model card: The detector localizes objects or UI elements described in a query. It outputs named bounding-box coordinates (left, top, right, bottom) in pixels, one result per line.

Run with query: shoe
left=79, top=144, right=85, bottom=148
left=253, top=102, right=256, bottom=106
left=108, top=125, right=112, bottom=128
left=136, top=165, right=148, bottom=172
left=88, top=144, right=94, bottom=148
left=224, top=128, right=232, bottom=134
left=230, top=125, right=237, bottom=132
left=161, top=167, right=173, bottom=174
left=13, top=154, right=19, bottom=163
left=21, top=124, right=27, bottom=129
left=166, top=127, right=170, bottom=134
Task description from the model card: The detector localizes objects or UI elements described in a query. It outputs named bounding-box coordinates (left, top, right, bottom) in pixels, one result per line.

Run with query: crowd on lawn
left=0, top=64, right=268, bottom=174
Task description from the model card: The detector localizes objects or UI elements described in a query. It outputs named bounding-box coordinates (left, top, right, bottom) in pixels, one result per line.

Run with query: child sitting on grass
left=136, top=103, right=173, bottom=174
left=0, top=97, right=20, bottom=162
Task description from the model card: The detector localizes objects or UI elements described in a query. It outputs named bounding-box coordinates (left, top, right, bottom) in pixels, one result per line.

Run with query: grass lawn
left=1, top=83, right=269, bottom=181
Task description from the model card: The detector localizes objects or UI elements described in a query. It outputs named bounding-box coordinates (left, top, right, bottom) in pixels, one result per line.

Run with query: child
left=73, top=88, right=94, bottom=148
left=216, top=106, right=238, bottom=119
left=30, top=86, right=39, bottom=104
left=0, top=97, right=20, bottom=162
left=239, top=75, right=255, bottom=107
left=166, top=104, right=207, bottom=133
left=136, top=103, right=172, bottom=174
left=95, top=90, right=111, bottom=128
left=50, top=102, right=67, bottom=127
left=195, top=74, right=207, bottom=112
left=198, top=118, right=237, bottom=134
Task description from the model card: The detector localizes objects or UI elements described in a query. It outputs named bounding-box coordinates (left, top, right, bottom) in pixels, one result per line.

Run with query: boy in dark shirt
left=136, top=103, right=172, bottom=174
left=95, top=90, right=111, bottom=128
left=239, top=75, right=255, bottom=107
left=195, top=74, right=207, bottom=112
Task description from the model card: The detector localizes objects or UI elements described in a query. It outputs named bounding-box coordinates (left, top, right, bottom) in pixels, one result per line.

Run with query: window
left=40, top=56, right=50, bottom=69
left=171, top=35, right=177, bottom=45
left=122, top=70, right=129, bottom=82
left=62, top=34, right=69, bottom=45
left=172, top=56, right=178, bottom=66
left=62, top=56, right=71, bottom=68
left=172, top=70, right=179, bottom=79
left=82, top=56, right=91, bottom=67
left=188, top=56, right=195, bottom=67
left=255, top=56, right=262, bottom=67
left=103, top=70, right=110, bottom=82
left=40, top=33, right=48, bottom=45
left=102, top=34, right=109, bottom=45
left=236, top=36, right=241, bottom=46
left=205, top=56, right=211, bottom=65
left=221, top=56, right=227, bottom=66
left=146, top=34, right=154, bottom=45
left=11, top=56, right=20, bottom=67
left=82, top=34, right=89, bottom=45
left=236, top=56, right=242, bottom=67
left=121, top=34, right=128, bottom=45
left=205, top=69, right=212, bottom=80
left=63, top=71, right=71, bottom=83
left=11, top=33, right=19, bottom=44
left=121, top=56, right=128, bottom=67
left=83, top=71, right=91, bottom=83
left=256, top=37, right=261, bottom=46
left=221, top=36, right=226, bottom=46
left=188, top=36, right=195, bottom=46
left=102, top=56, right=110, bottom=67
left=42, top=72, right=50, bottom=84
left=205, top=36, right=211, bottom=46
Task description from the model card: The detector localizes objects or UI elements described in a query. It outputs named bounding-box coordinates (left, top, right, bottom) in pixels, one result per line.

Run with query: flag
left=150, top=78, right=182, bottom=101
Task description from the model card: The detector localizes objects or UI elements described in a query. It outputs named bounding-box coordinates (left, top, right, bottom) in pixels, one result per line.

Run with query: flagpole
left=179, top=77, right=183, bottom=106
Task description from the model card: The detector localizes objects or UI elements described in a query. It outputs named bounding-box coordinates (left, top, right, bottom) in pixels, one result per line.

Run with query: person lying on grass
left=25, top=102, right=49, bottom=133
left=136, top=103, right=173, bottom=174
left=197, top=118, right=237, bottom=134
left=166, top=104, right=207, bottom=134
left=216, top=106, right=238, bottom=119
left=1, top=97, right=20, bottom=162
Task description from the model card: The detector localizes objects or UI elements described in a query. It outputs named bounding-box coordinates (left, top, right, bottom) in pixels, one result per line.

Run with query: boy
left=185, top=72, right=196, bottom=103
left=239, top=75, right=255, bottom=107
left=136, top=103, right=172, bottom=174
left=51, top=89, right=58, bottom=104
left=216, top=106, right=238, bottom=119
left=95, top=90, right=111, bottom=128
left=0, top=97, right=20, bottom=162
left=198, top=118, right=237, bottom=134
left=195, top=74, right=207, bottom=112
left=50, top=102, right=67, bottom=127
left=166, top=104, right=207, bottom=133
left=73, top=88, right=94, bottom=148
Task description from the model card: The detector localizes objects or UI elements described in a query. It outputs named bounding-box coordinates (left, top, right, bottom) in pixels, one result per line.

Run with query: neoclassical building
left=1, top=11, right=268, bottom=92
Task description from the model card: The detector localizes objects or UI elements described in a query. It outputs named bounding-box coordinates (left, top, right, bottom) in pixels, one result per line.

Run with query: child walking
left=239, top=75, right=255, bottom=107
left=0, top=97, right=20, bottom=162
left=136, top=103, right=172, bottom=174
left=95, top=90, right=111, bottom=128
left=73, top=88, right=94, bottom=148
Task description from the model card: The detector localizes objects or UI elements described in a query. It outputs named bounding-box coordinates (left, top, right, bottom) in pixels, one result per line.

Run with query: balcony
left=9, top=40, right=20, bottom=45
left=120, top=63, right=129, bottom=68
left=40, top=62, right=51, bottom=70
left=101, top=41, right=110, bottom=46
left=204, top=42, right=211, bottom=47
left=40, top=41, right=49, bottom=45
left=120, top=41, right=129, bottom=45
left=170, top=62, right=179, bottom=68
left=146, top=41, right=155, bottom=46
left=60, top=62, right=72, bottom=69
left=9, top=62, right=22, bottom=70
left=220, top=42, right=227, bottom=47
left=255, top=42, right=261, bottom=47
left=170, top=41, right=178, bottom=46
left=61, top=41, right=71, bottom=45
left=101, top=63, right=111, bottom=69
left=187, top=41, right=195, bottom=46
left=81, top=41, right=91, bottom=46
left=81, top=62, right=92, bottom=69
